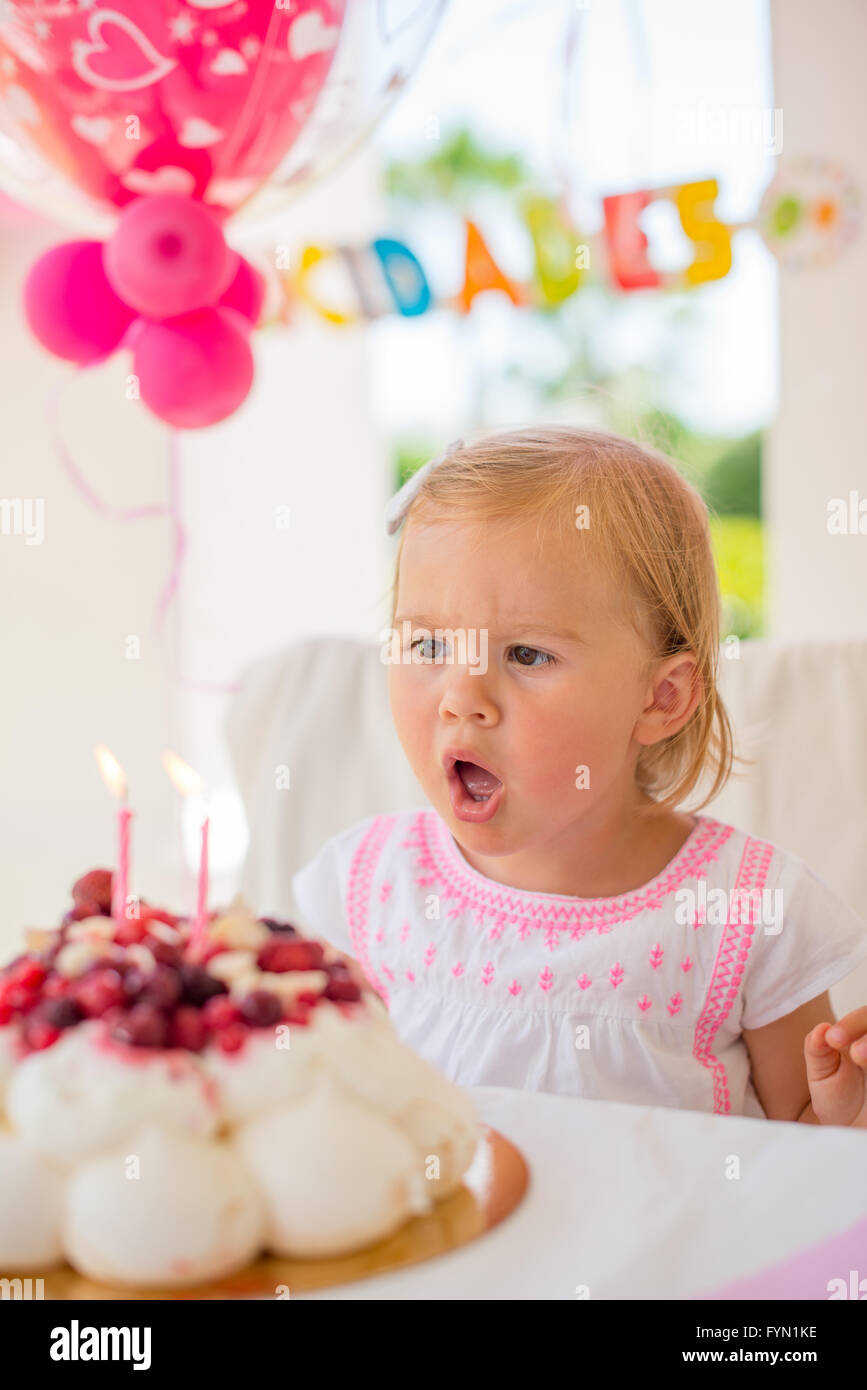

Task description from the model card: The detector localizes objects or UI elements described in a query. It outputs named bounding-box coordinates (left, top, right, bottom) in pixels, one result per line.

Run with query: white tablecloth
left=298, top=1085, right=867, bottom=1301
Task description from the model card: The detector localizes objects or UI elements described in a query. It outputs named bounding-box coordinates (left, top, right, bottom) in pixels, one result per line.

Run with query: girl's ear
left=634, top=656, right=702, bottom=745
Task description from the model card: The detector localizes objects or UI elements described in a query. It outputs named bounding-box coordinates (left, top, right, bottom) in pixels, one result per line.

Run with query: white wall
left=767, top=0, right=867, bottom=638
left=0, top=148, right=388, bottom=954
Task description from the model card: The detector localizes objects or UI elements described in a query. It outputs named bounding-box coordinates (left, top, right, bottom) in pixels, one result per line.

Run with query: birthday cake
left=0, top=870, right=479, bottom=1290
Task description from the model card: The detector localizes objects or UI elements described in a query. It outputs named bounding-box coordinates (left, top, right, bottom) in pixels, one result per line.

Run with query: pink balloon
left=0, top=1, right=347, bottom=217
left=132, top=306, right=254, bottom=429
left=219, top=256, right=266, bottom=328
left=24, top=240, right=135, bottom=363
left=104, top=194, right=234, bottom=318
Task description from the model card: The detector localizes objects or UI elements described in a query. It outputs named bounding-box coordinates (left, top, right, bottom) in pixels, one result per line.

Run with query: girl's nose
left=438, top=669, right=499, bottom=724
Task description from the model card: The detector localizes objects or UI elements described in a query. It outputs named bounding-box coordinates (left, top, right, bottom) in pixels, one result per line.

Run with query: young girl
left=292, top=426, right=867, bottom=1127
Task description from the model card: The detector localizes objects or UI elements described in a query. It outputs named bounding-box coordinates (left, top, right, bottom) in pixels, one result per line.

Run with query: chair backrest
left=227, top=636, right=867, bottom=1013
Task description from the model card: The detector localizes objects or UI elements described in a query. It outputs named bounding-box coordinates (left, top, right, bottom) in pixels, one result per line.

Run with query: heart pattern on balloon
left=0, top=0, right=348, bottom=216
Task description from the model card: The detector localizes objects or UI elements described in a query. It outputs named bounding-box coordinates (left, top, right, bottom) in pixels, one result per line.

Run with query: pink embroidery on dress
left=415, top=809, right=733, bottom=938
left=452, top=961, right=464, bottom=977
left=609, top=962, right=625, bottom=988
left=668, top=992, right=682, bottom=1016
left=374, top=929, right=385, bottom=943
left=381, top=964, right=395, bottom=983
left=481, top=961, right=494, bottom=985
left=637, top=994, right=652, bottom=1011
left=544, top=927, right=561, bottom=952
left=424, top=944, right=436, bottom=967
left=379, top=881, right=393, bottom=903
left=650, top=944, right=664, bottom=970
left=693, top=836, right=774, bottom=1114
left=346, top=815, right=396, bottom=1005
left=681, top=955, right=693, bottom=972
left=508, top=980, right=522, bottom=996
left=399, top=920, right=410, bottom=942
left=406, top=970, right=415, bottom=983
left=577, top=973, right=592, bottom=990
left=539, top=966, right=554, bottom=991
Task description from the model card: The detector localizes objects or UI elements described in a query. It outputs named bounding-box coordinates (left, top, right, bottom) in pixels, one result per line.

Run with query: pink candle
left=191, top=815, right=210, bottom=953
left=112, top=804, right=133, bottom=924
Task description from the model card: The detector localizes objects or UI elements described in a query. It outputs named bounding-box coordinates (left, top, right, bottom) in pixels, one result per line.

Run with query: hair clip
left=384, top=438, right=464, bottom=536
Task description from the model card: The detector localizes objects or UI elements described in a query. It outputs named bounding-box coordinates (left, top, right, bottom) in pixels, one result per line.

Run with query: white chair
left=226, top=635, right=867, bottom=1015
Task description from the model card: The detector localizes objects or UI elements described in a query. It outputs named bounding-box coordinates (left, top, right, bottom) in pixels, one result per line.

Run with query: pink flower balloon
left=0, top=1, right=346, bottom=217
left=132, top=305, right=254, bottom=429
left=104, top=194, right=235, bottom=318
left=24, top=240, right=136, bottom=364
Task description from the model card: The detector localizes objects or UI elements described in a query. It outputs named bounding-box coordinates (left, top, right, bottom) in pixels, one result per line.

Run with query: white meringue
left=203, top=1020, right=318, bottom=1122
left=236, top=1079, right=431, bottom=1259
left=6, top=1022, right=219, bottom=1163
left=62, top=1123, right=266, bottom=1289
left=0, top=1133, right=66, bottom=1270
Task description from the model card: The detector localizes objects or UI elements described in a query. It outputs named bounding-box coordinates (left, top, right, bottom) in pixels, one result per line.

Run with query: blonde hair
left=389, top=424, right=748, bottom=817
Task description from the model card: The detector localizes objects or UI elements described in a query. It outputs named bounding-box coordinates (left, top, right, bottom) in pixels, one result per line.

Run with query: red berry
left=295, top=990, right=322, bottom=1007
left=37, top=997, right=83, bottom=1030
left=115, top=918, right=147, bottom=946
left=240, top=990, right=282, bottom=1027
left=139, top=964, right=182, bottom=1009
left=4, top=984, right=41, bottom=1014
left=324, top=978, right=361, bottom=1002
left=72, top=869, right=113, bottom=911
left=170, top=1006, right=208, bottom=1052
left=202, top=995, right=241, bottom=1030
left=178, top=963, right=227, bottom=1006
left=148, top=938, right=181, bottom=966
left=139, top=904, right=180, bottom=928
left=0, top=1002, right=12, bottom=1025
left=216, top=1022, right=247, bottom=1054
left=24, top=1020, right=61, bottom=1051
left=11, top=958, right=48, bottom=990
left=42, top=975, right=70, bottom=999
left=258, top=939, right=325, bottom=973
left=112, top=1003, right=169, bottom=1049
left=74, top=968, right=126, bottom=1017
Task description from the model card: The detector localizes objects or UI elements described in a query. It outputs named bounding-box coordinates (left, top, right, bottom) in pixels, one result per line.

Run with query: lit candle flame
left=162, top=750, right=205, bottom=800
left=94, top=744, right=128, bottom=801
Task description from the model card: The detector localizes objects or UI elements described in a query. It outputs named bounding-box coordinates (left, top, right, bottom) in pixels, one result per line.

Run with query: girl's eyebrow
left=394, top=615, right=586, bottom=643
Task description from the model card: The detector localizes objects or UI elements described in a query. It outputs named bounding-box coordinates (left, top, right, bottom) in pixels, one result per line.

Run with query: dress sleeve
left=291, top=818, right=371, bottom=960
left=740, top=859, right=867, bottom=1030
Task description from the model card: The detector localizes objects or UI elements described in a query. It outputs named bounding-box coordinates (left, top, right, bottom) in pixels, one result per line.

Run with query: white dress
left=292, top=809, right=867, bottom=1118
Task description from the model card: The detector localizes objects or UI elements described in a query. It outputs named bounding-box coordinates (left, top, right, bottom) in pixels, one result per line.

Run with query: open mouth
left=443, top=752, right=505, bottom=824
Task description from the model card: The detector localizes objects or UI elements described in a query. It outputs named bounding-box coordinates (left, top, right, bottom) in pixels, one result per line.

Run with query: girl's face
left=387, top=514, right=674, bottom=864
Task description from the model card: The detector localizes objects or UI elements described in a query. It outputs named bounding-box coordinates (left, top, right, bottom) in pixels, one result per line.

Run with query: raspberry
left=202, top=995, right=241, bottom=1030
left=258, top=939, right=325, bottom=973
left=216, top=1022, right=247, bottom=1054
left=24, top=1020, right=61, bottom=1051
left=115, top=919, right=147, bottom=946
left=75, top=968, right=126, bottom=1017
left=10, top=958, right=48, bottom=990
left=170, top=1006, right=208, bottom=1052
left=72, top=869, right=113, bottom=911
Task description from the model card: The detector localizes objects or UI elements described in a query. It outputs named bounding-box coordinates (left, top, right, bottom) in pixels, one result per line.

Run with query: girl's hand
left=804, top=1007, right=867, bottom=1128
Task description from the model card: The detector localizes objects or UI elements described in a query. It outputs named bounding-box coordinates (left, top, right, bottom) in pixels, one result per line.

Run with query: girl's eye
left=509, top=645, right=555, bottom=668
left=410, top=637, right=446, bottom=661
